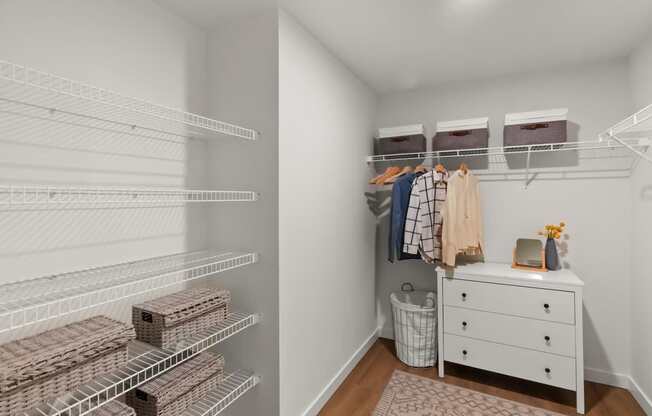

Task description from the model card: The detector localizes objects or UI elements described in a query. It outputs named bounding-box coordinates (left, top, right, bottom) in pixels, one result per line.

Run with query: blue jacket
left=388, top=172, right=422, bottom=262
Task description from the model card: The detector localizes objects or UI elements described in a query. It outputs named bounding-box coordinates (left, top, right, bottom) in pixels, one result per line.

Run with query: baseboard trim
left=379, top=325, right=394, bottom=340
left=629, top=376, right=652, bottom=415
left=585, top=367, right=651, bottom=414
left=301, top=327, right=380, bottom=416
left=585, top=367, right=630, bottom=389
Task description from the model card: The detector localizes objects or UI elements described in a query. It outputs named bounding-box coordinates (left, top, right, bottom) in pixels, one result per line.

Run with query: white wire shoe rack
left=21, top=312, right=260, bottom=416
left=367, top=105, right=652, bottom=188
left=0, top=60, right=258, bottom=141
left=0, top=251, right=257, bottom=335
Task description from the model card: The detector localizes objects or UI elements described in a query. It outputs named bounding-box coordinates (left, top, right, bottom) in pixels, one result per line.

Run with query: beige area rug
left=374, top=370, right=565, bottom=416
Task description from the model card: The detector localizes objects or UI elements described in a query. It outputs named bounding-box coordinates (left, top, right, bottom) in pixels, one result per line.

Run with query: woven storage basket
left=0, top=316, right=135, bottom=393
left=127, top=352, right=224, bottom=416
left=133, top=288, right=230, bottom=349
left=0, top=346, right=128, bottom=416
left=90, top=400, right=136, bottom=416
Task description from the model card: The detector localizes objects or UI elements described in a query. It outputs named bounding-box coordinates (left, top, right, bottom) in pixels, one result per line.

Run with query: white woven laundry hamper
left=390, top=283, right=437, bottom=367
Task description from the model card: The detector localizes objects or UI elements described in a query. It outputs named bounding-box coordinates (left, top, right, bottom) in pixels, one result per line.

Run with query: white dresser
left=437, top=263, right=585, bottom=414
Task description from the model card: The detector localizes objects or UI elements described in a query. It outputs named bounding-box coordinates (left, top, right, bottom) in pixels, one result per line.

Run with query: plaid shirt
left=403, top=170, right=448, bottom=263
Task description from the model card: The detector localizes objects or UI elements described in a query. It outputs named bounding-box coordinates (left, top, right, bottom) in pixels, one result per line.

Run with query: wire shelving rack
left=22, top=312, right=260, bottom=416
left=0, top=59, right=258, bottom=141
left=367, top=104, right=652, bottom=189
left=182, top=370, right=260, bottom=416
left=0, top=251, right=257, bottom=335
left=368, top=138, right=650, bottom=188
left=0, top=185, right=259, bottom=206
left=0, top=57, right=265, bottom=416
left=366, top=138, right=650, bottom=164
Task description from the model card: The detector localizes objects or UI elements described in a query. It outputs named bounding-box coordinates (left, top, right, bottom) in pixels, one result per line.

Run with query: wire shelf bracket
left=23, top=312, right=261, bottom=416
left=0, top=59, right=258, bottom=141
left=0, top=251, right=258, bottom=335
left=599, top=103, right=652, bottom=166
left=181, top=370, right=261, bottom=416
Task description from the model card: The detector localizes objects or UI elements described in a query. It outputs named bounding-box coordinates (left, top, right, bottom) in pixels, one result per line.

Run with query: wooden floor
left=319, top=339, right=645, bottom=416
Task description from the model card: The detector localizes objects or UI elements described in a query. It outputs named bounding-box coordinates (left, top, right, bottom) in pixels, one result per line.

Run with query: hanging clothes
left=441, top=169, right=484, bottom=267
left=403, top=170, right=448, bottom=263
left=388, top=171, right=423, bottom=262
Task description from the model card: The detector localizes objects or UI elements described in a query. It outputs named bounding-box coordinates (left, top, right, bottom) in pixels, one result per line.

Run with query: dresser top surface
left=438, top=262, right=584, bottom=288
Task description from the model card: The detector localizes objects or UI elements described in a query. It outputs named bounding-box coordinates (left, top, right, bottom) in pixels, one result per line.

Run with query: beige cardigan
left=442, top=170, right=484, bottom=266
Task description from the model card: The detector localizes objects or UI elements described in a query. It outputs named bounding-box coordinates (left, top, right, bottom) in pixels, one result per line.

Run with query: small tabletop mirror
left=512, top=238, right=546, bottom=272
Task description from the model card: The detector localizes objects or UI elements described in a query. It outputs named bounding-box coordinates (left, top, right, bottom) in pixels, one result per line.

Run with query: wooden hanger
left=384, top=166, right=414, bottom=184
left=414, top=164, right=428, bottom=173
left=372, top=166, right=402, bottom=185
left=370, top=167, right=395, bottom=184
left=458, top=163, right=469, bottom=174
left=434, top=164, right=447, bottom=183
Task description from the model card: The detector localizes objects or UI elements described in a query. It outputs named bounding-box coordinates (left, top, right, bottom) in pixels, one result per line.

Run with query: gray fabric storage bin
left=504, top=108, right=568, bottom=147
left=433, top=117, right=489, bottom=152
left=374, top=124, right=426, bottom=157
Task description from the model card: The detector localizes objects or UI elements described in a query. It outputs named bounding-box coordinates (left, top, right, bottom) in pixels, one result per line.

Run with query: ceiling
left=157, top=0, right=652, bottom=94
left=155, top=0, right=276, bottom=27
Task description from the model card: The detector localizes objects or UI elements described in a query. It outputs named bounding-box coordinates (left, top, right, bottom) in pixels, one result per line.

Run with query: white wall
left=279, top=10, right=378, bottom=416
left=628, top=30, right=652, bottom=412
left=0, top=0, right=209, bottom=339
left=375, top=59, right=635, bottom=380
left=205, top=11, right=280, bottom=416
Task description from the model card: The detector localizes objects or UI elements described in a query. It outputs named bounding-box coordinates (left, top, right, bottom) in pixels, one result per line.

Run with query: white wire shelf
left=182, top=370, right=260, bottom=416
left=366, top=138, right=650, bottom=163
left=367, top=138, right=650, bottom=188
left=23, top=312, right=260, bottom=416
left=600, top=104, right=652, bottom=140
left=599, top=104, right=652, bottom=165
left=0, top=59, right=258, bottom=141
left=0, top=251, right=258, bottom=335
left=0, top=185, right=259, bottom=206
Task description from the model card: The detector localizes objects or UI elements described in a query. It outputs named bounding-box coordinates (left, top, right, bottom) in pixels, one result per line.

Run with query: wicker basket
left=0, top=316, right=135, bottom=393
left=90, top=400, right=136, bottom=416
left=133, top=288, right=230, bottom=349
left=0, top=347, right=128, bottom=416
left=127, top=352, right=224, bottom=416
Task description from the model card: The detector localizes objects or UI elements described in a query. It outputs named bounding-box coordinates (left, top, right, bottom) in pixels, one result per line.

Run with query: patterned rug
left=373, top=370, right=565, bottom=416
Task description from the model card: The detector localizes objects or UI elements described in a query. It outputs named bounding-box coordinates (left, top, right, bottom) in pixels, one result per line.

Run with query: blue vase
left=545, top=238, right=560, bottom=271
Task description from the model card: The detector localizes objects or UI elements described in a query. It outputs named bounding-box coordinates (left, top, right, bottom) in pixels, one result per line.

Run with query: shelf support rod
left=524, top=148, right=532, bottom=189
left=610, top=135, right=652, bottom=165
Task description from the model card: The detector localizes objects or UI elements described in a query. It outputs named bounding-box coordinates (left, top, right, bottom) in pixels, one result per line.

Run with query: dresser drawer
left=442, top=278, right=575, bottom=324
left=444, top=306, right=576, bottom=357
left=444, top=334, right=576, bottom=390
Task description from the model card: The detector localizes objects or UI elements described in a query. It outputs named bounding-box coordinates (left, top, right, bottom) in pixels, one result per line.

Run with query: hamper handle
left=390, top=136, right=409, bottom=142
left=521, top=123, right=550, bottom=130
left=401, top=282, right=414, bottom=292
left=449, top=130, right=471, bottom=137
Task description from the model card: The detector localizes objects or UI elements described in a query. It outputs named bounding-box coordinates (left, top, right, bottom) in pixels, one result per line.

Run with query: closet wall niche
left=371, top=58, right=651, bottom=394
left=0, top=2, right=278, bottom=416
